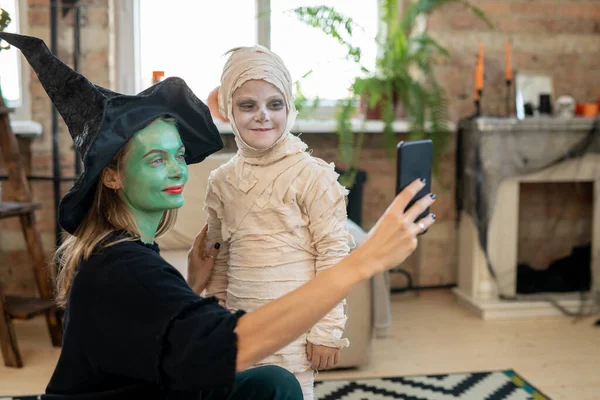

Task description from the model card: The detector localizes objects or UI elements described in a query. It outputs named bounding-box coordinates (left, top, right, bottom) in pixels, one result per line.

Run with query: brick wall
left=429, top=0, right=600, bottom=119
left=0, top=0, right=110, bottom=295
left=1, top=0, right=598, bottom=295
left=425, top=0, right=599, bottom=286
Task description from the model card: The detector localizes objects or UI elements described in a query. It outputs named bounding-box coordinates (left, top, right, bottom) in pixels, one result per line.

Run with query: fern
left=291, top=6, right=362, bottom=63
left=0, top=8, right=11, bottom=51
left=291, top=0, right=492, bottom=186
left=335, top=98, right=356, bottom=167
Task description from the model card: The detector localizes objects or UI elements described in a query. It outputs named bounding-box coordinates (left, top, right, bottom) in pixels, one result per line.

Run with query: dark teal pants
left=204, top=365, right=303, bottom=400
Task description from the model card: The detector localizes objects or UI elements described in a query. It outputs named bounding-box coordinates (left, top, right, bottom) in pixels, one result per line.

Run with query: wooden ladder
left=0, top=97, right=62, bottom=368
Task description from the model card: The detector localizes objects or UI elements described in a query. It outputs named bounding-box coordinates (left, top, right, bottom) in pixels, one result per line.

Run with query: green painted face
left=121, top=120, right=188, bottom=241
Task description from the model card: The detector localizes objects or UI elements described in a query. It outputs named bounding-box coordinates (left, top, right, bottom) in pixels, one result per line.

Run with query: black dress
left=43, top=234, right=244, bottom=399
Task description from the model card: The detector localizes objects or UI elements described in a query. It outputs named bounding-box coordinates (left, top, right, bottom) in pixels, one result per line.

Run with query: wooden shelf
left=4, top=296, right=57, bottom=320
left=0, top=201, right=41, bottom=219
left=0, top=107, right=14, bottom=116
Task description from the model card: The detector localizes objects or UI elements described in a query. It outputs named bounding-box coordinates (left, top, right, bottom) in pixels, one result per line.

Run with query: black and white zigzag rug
left=314, top=370, right=550, bottom=400
left=1, top=370, right=549, bottom=400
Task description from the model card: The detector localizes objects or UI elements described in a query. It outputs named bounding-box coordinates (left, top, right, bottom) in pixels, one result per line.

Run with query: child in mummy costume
left=199, top=46, right=354, bottom=399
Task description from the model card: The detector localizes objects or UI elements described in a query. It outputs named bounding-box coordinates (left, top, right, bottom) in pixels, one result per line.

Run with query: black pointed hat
left=0, top=32, right=223, bottom=234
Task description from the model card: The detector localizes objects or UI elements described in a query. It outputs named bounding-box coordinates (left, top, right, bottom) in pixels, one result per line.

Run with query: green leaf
left=290, top=6, right=363, bottom=64
left=335, top=97, right=357, bottom=168
left=0, top=8, right=12, bottom=51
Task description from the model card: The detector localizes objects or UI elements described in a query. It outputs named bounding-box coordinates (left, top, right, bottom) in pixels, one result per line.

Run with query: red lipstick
left=163, top=185, right=184, bottom=194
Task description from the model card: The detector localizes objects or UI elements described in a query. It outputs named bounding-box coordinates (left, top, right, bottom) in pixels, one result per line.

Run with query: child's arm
left=202, top=179, right=230, bottom=306
left=301, top=164, right=355, bottom=353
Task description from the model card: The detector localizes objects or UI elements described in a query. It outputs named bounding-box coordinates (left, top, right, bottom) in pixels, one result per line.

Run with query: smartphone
left=395, top=139, right=433, bottom=222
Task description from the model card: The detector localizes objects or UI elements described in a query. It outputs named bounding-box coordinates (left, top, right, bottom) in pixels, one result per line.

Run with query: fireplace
left=455, top=153, right=599, bottom=319
left=516, top=182, right=592, bottom=295
left=453, top=117, right=600, bottom=319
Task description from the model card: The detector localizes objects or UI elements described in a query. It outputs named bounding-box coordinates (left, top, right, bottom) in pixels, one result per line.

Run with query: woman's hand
left=353, top=178, right=436, bottom=276
left=306, top=342, right=340, bottom=370
left=187, top=224, right=220, bottom=294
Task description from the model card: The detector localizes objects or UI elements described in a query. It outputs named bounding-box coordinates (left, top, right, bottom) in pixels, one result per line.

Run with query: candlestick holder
left=505, top=79, right=512, bottom=117
left=474, top=89, right=483, bottom=117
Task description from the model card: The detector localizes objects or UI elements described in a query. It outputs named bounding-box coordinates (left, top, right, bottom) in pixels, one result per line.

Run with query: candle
left=505, top=40, right=512, bottom=81
left=474, top=66, right=480, bottom=101
left=475, top=44, right=484, bottom=92
left=152, top=70, right=165, bottom=84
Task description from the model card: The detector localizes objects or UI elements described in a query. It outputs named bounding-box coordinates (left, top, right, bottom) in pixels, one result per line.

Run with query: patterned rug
left=1, top=370, right=549, bottom=400
left=314, top=370, right=550, bottom=400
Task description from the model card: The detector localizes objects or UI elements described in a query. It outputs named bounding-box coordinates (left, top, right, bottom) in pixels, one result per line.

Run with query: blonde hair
left=52, top=117, right=178, bottom=308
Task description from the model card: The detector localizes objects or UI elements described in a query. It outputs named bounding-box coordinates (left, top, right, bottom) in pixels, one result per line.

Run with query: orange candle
left=152, top=70, right=165, bottom=85
left=505, top=40, right=512, bottom=81
left=475, top=44, right=484, bottom=92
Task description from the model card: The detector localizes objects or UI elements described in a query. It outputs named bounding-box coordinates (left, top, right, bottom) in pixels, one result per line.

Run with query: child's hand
left=306, top=342, right=340, bottom=370
left=187, top=224, right=220, bottom=294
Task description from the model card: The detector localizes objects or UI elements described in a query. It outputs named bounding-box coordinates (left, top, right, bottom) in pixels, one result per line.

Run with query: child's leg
left=294, top=369, right=315, bottom=400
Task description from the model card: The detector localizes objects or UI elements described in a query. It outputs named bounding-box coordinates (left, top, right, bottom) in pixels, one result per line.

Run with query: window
left=270, top=0, right=378, bottom=102
left=136, top=0, right=378, bottom=106
left=0, top=0, right=30, bottom=121
left=0, top=0, right=21, bottom=108
left=138, top=0, right=257, bottom=101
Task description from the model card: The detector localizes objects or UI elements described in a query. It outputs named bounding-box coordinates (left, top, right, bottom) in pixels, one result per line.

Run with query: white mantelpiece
left=454, top=152, right=600, bottom=319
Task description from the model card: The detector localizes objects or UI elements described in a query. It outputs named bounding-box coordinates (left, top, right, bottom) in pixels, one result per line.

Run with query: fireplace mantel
left=454, top=117, right=600, bottom=319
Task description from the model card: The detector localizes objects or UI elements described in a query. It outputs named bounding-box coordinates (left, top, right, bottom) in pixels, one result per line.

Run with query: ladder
left=0, top=96, right=62, bottom=368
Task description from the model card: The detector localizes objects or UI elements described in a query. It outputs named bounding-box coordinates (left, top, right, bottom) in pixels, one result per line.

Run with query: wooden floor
left=2, top=290, right=599, bottom=399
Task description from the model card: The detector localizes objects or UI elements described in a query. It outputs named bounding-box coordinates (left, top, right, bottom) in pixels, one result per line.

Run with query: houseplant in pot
left=0, top=8, right=12, bottom=102
left=293, top=0, right=492, bottom=185
left=0, top=8, right=9, bottom=43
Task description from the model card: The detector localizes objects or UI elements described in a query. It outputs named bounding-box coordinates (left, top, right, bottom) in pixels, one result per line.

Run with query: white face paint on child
left=232, top=79, right=287, bottom=150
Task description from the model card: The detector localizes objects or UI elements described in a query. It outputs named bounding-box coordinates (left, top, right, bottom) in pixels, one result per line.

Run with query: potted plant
left=293, top=0, right=492, bottom=185
left=0, top=8, right=9, bottom=38
left=0, top=8, right=12, bottom=102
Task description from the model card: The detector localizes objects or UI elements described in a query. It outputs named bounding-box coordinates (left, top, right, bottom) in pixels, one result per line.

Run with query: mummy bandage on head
left=218, top=45, right=298, bottom=157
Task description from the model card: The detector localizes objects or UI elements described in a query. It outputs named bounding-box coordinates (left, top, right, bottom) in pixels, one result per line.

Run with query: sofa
left=158, top=152, right=391, bottom=369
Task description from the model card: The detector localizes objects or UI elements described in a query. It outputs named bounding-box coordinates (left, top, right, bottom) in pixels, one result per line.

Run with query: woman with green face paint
left=111, top=119, right=189, bottom=242
left=3, top=32, right=436, bottom=400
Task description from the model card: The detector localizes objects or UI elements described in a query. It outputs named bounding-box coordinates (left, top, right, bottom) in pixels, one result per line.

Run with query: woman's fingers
left=390, top=178, right=426, bottom=215
left=412, top=213, right=436, bottom=236
left=205, top=242, right=221, bottom=263
left=357, top=178, right=438, bottom=273
left=404, top=192, right=436, bottom=223
left=191, top=224, right=208, bottom=255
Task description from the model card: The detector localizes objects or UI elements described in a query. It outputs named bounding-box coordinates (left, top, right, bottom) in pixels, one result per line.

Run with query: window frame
left=114, top=0, right=271, bottom=96
left=2, top=0, right=31, bottom=121
left=114, top=0, right=368, bottom=118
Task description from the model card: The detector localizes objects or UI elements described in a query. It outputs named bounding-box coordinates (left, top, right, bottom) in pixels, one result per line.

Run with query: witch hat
left=0, top=32, right=223, bottom=234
